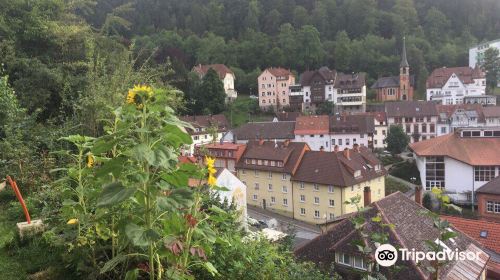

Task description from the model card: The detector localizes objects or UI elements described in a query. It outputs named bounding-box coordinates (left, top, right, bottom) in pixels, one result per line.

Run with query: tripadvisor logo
left=375, top=243, right=481, bottom=267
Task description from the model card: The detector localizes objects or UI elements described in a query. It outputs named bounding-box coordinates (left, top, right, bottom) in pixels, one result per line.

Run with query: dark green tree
left=315, top=101, right=335, bottom=115
left=194, top=68, right=226, bottom=115
left=482, top=48, right=500, bottom=91
left=386, top=125, right=410, bottom=154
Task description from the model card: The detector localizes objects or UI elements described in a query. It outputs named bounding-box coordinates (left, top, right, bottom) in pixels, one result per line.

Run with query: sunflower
left=67, top=218, right=79, bottom=225
left=125, top=84, right=153, bottom=109
left=205, top=156, right=217, bottom=187
left=86, top=153, right=95, bottom=168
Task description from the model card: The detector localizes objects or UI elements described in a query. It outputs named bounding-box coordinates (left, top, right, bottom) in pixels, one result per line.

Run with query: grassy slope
left=225, top=95, right=273, bottom=127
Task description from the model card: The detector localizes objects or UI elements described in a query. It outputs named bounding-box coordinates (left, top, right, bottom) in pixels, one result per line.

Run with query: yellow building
left=237, top=140, right=386, bottom=225
left=236, top=140, right=309, bottom=217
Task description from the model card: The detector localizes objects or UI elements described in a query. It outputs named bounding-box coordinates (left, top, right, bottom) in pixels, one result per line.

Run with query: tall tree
left=194, top=68, right=226, bottom=114
left=482, top=48, right=500, bottom=92
left=386, top=125, right=410, bottom=154
left=296, top=25, right=324, bottom=70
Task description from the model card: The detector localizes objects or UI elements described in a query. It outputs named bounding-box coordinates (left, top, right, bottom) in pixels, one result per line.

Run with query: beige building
left=237, top=140, right=386, bottom=224
left=258, top=67, right=295, bottom=110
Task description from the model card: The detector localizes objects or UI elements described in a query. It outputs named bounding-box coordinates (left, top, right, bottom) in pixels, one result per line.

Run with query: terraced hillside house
left=180, top=114, right=230, bottom=156
left=294, top=115, right=330, bottom=151
left=426, top=66, right=486, bottom=105
left=333, top=72, right=367, bottom=113
left=236, top=140, right=309, bottom=217
left=372, top=37, right=414, bottom=102
left=410, top=128, right=500, bottom=204
left=295, top=192, right=489, bottom=280
left=258, top=67, right=295, bottom=110
left=192, top=64, right=238, bottom=101
left=385, top=101, right=438, bottom=143
left=291, top=145, right=386, bottom=224
left=436, top=104, right=485, bottom=136
left=352, top=112, right=388, bottom=149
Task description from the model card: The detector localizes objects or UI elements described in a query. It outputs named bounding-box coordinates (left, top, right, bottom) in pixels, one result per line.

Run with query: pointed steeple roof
left=400, top=36, right=409, bottom=68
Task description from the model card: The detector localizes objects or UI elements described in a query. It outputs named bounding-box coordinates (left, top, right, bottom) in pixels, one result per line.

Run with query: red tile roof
left=266, top=67, right=293, bottom=78
left=409, top=132, right=500, bottom=166
left=441, top=215, right=500, bottom=254
left=192, top=64, right=234, bottom=79
left=294, top=115, right=329, bottom=135
left=426, top=66, right=485, bottom=88
left=178, top=156, right=197, bottom=164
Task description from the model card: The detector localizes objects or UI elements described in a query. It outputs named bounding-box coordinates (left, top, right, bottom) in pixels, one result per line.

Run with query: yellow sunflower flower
left=67, top=218, right=79, bottom=225
left=125, top=84, right=153, bottom=109
left=86, top=153, right=95, bottom=168
left=126, top=89, right=136, bottom=105
left=205, top=156, right=217, bottom=186
left=207, top=174, right=217, bottom=186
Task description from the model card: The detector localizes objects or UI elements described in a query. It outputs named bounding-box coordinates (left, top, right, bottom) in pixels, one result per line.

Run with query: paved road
left=247, top=205, right=320, bottom=248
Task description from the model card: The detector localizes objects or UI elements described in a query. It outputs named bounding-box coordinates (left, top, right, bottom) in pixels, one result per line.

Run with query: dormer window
left=251, top=159, right=256, bottom=165
left=354, top=170, right=361, bottom=178
left=270, top=161, right=276, bottom=167
left=278, top=161, right=284, bottom=167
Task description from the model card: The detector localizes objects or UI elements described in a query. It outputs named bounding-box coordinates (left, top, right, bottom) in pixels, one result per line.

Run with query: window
left=270, top=161, right=276, bottom=167
left=422, top=124, right=427, bottom=133
left=495, top=202, right=500, bottom=213
left=329, top=213, right=335, bottom=220
left=282, top=173, right=287, bottom=180
left=339, top=139, right=343, bottom=145
left=313, top=184, right=319, bottom=191
left=252, top=159, right=256, bottom=165
left=268, top=171, right=272, bottom=178
left=257, top=160, right=262, bottom=165
left=300, top=195, right=305, bottom=202
left=268, top=184, right=273, bottom=191
left=278, top=161, right=283, bottom=167
left=332, top=139, right=336, bottom=145
left=241, top=169, right=246, bottom=175
left=283, top=198, right=288, bottom=206
left=314, top=197, right=320, bottom=204
left=441, top=127, right=447, bottom=134
left=382, top=130, right=386, bottom=135
left=487, top=201, right=494, bottom=212
left=430, top=124, right=435, bottom=133
left=329, top=199, right=335, bottom=207
left=425, top=157, right=445, bottom=190
left=282, top=185, right=288, bottom=193
left=193, top=135, right=199, bottom=140
left=254, top=170, right=259, bottom=177
left=271, top=196, right=276, bottom=204
left=300, top=182, right=305, bottom=189
left=353, top=256, right=368, bottom=270
left=314, top=210, right=320, bottom=218
left=252, top=194, right=257, bottom=201
left=328, top=186, right=334, bottom=193
left=346, top=138, right=350, bottom=146
left=406, top=124, right=411, bottom=132
left=474, top=166, right=496, bottom=182
left=254, top=183, right=259, bottom=190
left=338, top=253, right=351, bottom=265
left=300, top=208, right=306, bottom=215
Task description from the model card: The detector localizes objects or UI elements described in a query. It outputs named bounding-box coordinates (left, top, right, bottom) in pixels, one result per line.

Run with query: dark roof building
left=295, top=192, right=490, bottom=280
left=232, top=121, right=295, bottom=141
left=292, top=146, right=385, bottom=187
left=236, top=140, right=309, bottom=175
left=275, top=111, right=302, bottom=122
left=385, top=101, right=438, bottom=118
left=371, top=75, right=415, bottom=89
left=180, top=114, right=230, bottom=135
left=299, top=66, right=336, bottom=86
left=330, top=115, right=375, bottom=134
left=334, top=72, right=366, bottom=90
left=426, top=66, right=485, bottom=89
left=192, top=64, right=234, bottom=80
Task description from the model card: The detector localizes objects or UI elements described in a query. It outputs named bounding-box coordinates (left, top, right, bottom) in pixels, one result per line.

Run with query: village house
left=469, top=39, right=500, bottom=87
left=372, top=38, right=414, bottom=102
left=352, top=112, right=388, bottom=149
left=236, top=140, right=309, bottom=218
left=298, top=66, right=336, bottom=109
left=295, top=192, right=490, bottom=280
left=290, top=145, right=385, bottom=224
left=237, top=140, right=385, bottom=224
left=426, top=66, right=486, bottom=105
left=192, top=64, right=237, bottom=101
left=385, top=101, right=438, bottom=143
left=436, top=104, right=485, bottom=136
left=333, top=72, right=366, bottom=113
left=410, top=128, right=500, bottom=204
left=294, top=115, right=330, bottom=151
left=179, top=114, right=230, bottom=156
left=194, top=142, right=246, bottom=174
left=476, top=176, right=500, bottom=222
left=482, top=106, right=500, bottom=127
left=258, top=67, right=295, bottom=110
left=330, top=115, right=375, bottom=149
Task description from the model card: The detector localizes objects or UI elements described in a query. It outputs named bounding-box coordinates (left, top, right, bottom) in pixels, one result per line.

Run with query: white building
left=192, top=64, right=238, bottom=101
left=333, top=73, right=367, bottom=113
left=469, top=39, right=500, bottom=68
left=483, top=107, right=500, bottom=127
left=180, top=114, right=230, bottom=156
left=426, top=66, right=486, bottom=105
left=294, top=115, right=330, bottom=151
left=329, top=115, right=374, bottom=150
left=435, top=104, right=485, bottom=136
left=385, top=101, right=439, bottom=143
left=258, top=68, right=295, bottom=110
left=215, top=168, right=248, bottom=223
left=410, top=128, right=500, bottom=204
left=352, top=112, right=388, bottom=149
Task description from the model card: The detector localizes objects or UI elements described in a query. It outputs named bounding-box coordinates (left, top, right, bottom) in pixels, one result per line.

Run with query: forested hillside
left=1, top=0, right=499, bottom=121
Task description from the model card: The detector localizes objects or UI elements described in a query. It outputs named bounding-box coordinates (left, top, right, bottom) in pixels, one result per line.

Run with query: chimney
left=334, top=145, right=339, bottom=152
left=284, top=139, right=290, bottom=147
left=415, top=186, right=423, bottom=205
left=259, top=139, right=264, bottom=145
left=353, top=143, right=360, bottom=152
left=364, top=187, right=371, bottom=207
left=343, top=148, right=350, bottom=160
left=320, top=146, right=324, bottom=152
left=274, top=139, right=278, bottom=148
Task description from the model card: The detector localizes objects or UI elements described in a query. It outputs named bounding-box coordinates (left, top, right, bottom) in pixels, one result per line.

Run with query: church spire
left=400, top=36, right=409, bottom=68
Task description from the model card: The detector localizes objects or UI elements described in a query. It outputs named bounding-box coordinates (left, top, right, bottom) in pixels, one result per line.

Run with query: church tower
left=399, top=37, right=411, bottom=100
